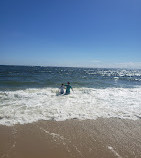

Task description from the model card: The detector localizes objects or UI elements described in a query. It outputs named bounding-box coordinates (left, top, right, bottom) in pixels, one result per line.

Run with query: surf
left=0, top=87, right=141, bottom=126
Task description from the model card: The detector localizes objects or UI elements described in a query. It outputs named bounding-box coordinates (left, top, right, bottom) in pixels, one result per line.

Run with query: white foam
left=0, top=87, right=141, bottom=126
left=108, top=146, right=122, bottom=158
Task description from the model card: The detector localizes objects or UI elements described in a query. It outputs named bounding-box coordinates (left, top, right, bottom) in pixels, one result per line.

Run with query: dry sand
left=0, top=118, right=141, bottom=158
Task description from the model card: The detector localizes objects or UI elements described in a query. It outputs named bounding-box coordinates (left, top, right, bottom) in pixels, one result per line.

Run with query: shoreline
left=0, top=118, right=141, bottom=158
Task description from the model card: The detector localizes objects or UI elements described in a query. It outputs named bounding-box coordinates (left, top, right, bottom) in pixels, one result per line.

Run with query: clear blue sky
left=0, top=0, right=141, bottom=68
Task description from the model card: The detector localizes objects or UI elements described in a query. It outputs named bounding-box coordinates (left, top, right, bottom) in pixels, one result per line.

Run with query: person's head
left=61, top=84, right=64, bottom=86
left=67, top=82, right=70, bottom=85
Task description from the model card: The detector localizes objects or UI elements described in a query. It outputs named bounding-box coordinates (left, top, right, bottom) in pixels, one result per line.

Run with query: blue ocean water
left=0, top=65, right=141, bottom=90
left=0, top=65, right=141, bottom=126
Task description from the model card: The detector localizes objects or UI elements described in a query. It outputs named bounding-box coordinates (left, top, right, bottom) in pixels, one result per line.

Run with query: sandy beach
left=0, top=118, right=141, bottom=158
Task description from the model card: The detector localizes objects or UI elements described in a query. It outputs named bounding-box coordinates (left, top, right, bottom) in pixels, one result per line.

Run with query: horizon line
left=0, top=64, right=141, bottom=70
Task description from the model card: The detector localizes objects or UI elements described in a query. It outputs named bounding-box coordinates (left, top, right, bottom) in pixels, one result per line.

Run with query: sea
left=0, top=65, right=141, bottom=126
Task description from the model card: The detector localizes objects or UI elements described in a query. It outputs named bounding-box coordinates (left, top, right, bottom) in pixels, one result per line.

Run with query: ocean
left=0, top=65, right=141, bottom=126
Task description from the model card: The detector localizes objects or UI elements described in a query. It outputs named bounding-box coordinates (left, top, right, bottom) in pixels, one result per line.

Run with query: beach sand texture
left=0, top=118, right=141, bottom=158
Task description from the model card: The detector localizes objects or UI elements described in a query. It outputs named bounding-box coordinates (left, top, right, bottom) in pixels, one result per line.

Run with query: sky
left=0, top=0, right=141, bottom=68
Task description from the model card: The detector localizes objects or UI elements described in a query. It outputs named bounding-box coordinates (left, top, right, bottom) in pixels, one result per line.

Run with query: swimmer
left=65, top=82, right=73, bottom=95
left=59, top=84, right=64, bottom=94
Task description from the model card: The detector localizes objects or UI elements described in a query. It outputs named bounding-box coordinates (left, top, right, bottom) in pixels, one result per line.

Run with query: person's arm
left=64, top=85, right=67, bottom=89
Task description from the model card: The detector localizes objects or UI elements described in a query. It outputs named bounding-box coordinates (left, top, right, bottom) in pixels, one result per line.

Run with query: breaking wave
left=0, top=87, right=141, bottom=126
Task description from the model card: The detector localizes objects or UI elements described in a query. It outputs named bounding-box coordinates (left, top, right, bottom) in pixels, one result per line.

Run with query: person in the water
left=65, top=82, right=73, bottom=95
left=59, top=84, right=64, bottom=94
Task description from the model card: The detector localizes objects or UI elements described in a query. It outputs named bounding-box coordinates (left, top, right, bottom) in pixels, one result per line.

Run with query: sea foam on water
left=0, top=87, right=141, bottom=126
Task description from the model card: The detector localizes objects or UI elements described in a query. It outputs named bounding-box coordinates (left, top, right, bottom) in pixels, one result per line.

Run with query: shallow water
left=0, top=65, right=141, bottom=125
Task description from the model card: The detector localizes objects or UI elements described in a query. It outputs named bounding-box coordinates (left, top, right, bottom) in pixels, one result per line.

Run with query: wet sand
left=0, top=118, right=141, bottom=158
